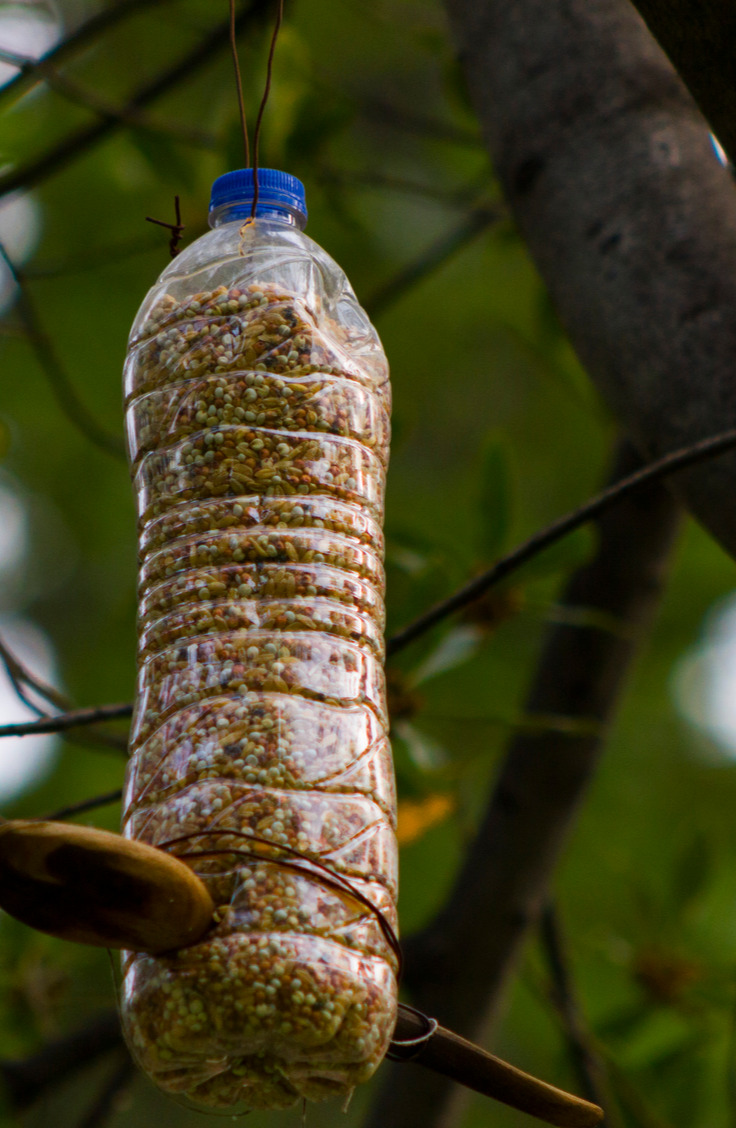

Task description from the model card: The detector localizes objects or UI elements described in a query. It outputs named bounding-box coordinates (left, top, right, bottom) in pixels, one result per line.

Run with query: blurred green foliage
left=1, top=1, right=736, bottom=1126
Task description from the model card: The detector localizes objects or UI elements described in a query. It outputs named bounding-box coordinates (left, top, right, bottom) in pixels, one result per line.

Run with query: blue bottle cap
left=209, top=168, right=307, bottom=226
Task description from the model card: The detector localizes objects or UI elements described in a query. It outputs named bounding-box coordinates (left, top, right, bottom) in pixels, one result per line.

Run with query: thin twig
left=601, top=1058, right=675, bottom=1128
left=317, top=166, right=493, bottom=208
left=0, top=702, right=132, bottom=738
left=0, top=639, right=53, bottom=717
left=0, top=0, right=179, bottom=109
left=145, top=196, right=185, bottom=258
left=540, top=905, right=612, bottom=1119
left=0, top=633, right=69, bottom=714
left=40, top=789, right=124, bottom=823
left=0, top=634, right=128, bottom=753
left=0, top=53, right=217, bottom=148
left=229, top=0, right=250, bottom=166
left=0, top=0, right=271, bottom=201
left=364, top=205, right=501, bottom=319
left=358, top=94, right=481, bottom=147
left=387, top=427, right=736, bottom=656
left=25, top=231, right=208, bottom=280
left=59, top=729, right=129, bottom=756
left=76, top=1055, right=135, bottom=1128
left=250, top=0, right=284, bottom=217
left=0, top=243, right=125, bottom=460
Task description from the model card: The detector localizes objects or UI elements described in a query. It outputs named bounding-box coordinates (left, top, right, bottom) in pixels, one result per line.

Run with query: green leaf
left=412, top=624, right=483, bottom=685
left=393, top=719, right=448, bottom=772
left=477, top=434, right=513, bottom=562
left=672, top=832, right=711, bottom=910
left=615, top=1009, right=699, bottom=1071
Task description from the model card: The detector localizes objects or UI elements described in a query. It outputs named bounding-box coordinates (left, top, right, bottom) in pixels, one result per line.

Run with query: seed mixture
left=121, top=272, right=396, bottom=1110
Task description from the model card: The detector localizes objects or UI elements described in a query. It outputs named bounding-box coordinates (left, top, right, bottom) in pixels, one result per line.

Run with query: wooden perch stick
left=0, top=819, right=602, bottom=1125
left=392, top=1005, right=603, bottom=1127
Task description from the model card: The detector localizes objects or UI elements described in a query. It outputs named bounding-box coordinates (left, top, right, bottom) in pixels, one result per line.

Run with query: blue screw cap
left=209, top=168, right=307, bottom=225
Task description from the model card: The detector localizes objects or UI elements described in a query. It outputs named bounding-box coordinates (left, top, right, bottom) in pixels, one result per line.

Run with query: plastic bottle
left=120, top=169, right=397, bottom=1109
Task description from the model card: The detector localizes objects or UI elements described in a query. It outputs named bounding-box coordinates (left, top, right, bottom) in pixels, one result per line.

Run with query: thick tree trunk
left=444, top=0, right=736, bottom=559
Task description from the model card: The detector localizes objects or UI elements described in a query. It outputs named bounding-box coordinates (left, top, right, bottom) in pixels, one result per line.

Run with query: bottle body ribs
left=120, top=216, right=397, bottom=1109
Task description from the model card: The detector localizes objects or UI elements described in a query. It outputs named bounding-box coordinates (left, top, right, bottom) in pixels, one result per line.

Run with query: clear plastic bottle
left=120, top=169, right=397, bottom=1109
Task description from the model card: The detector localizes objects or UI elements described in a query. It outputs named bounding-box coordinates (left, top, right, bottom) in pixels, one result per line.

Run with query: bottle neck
left=208, top=201, right=306, bottom=230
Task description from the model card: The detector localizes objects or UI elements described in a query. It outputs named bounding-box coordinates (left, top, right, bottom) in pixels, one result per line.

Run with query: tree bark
left=444, top=0, right=736, bottom=560
left=627, top=0, right=736, bottom=167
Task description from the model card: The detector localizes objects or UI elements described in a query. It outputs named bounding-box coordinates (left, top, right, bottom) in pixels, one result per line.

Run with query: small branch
left=0, top=0, right=272, bottom=201
left=317, top=167, right=489, bottom=208
left=76, top=1056, right=135, bottom=1128
left=0, top=0, right=179, bottom=109
left=0, top=702, right=132, bottom=738
left=59, top=729, right=130, bottom=756
left=0, top=633, right=68, bottom=717
left=0, top=1011, right=123, bottom=1111
left=540, top=905, right=612, bottom=1119
left=0, top=634, right=128, bottom=753
left=35, top=65, right=218, bottom=149
left=364, top=205, right=501, bottom=319
left=40, top=789, right=123, bottom=823
left=387, top=426, right=736, bottom=656
left=601, top=1059, right=675, bottom=1128
left=0, top=634, right=69, bottom=712
left=24, top=235, right=162, bottom=279
left=0, top=244, right=125, bottom=460
left=358, top=94, right=481, bottom=148
left=146, top=196, right=185, bottom=259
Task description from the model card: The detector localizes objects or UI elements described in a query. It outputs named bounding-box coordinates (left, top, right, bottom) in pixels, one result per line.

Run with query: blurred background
left=1, top=1, right=736, bottom=1126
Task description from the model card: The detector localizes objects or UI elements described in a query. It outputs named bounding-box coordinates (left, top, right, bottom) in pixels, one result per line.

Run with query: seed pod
left=121, top=173, right=397, bottom=1110
left=0, top=819, right=214, bottom=953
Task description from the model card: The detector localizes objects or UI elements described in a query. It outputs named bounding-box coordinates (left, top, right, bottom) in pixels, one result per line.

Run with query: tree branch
left=625, top=0, right=736, bottom=168
left=365, top=205, right=502, bottom=319
left=0, top=244, right=125, bottom=460
left=0, top=1012, right=123, bottom=1111
left=358, top=95, right=481, bottom=148
left=75, top=1056, right=134, bottom=1128
left=30, top=64, right=217, bottom=150
left=3, top=425, right=728, bottom=745
left=540, top=905, right=613, bottom=1121
left=367, top=440, right=680, bottom=1128
left=0, top=632, right=69, bottom=716
left=0, top=0, right=272, bottom=201
left=0, top=702, right=132, bottom=739
left=387, top=426, right=736, bottom=655
left=444, top=0, right=736, bottom=561
left=40, top=790, right=123, bottom=823
left=0, top=0, right=179, bottom=109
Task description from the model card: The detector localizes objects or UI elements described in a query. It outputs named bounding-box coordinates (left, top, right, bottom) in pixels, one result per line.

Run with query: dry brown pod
left=0, top=819, right=214, bottom=954
left=391, top=1005, right=604, bottom=1128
